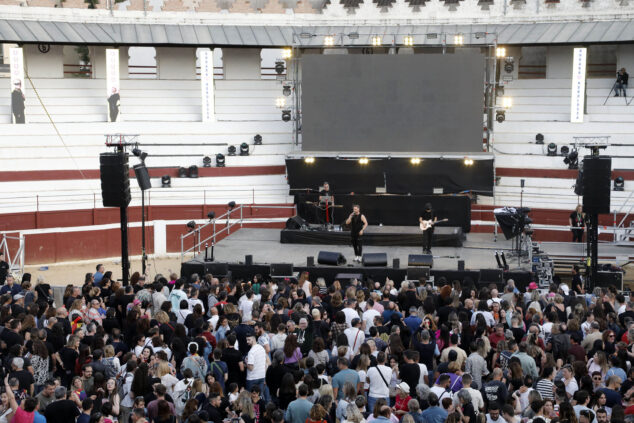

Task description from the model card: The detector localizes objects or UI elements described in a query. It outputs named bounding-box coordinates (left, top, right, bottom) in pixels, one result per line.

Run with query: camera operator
left=615, top=67, right=629, bottom=97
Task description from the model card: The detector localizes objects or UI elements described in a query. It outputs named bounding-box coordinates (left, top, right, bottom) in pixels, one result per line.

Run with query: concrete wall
left=223, top=48, right=261, bottom=79
left=157, top=47, right=196, bottom=79
left=546, top=46, right=574, bottom=79
left=24, top=44, right=63, bottom=78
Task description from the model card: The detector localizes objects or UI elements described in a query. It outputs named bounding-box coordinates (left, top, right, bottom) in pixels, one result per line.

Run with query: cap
left=13, top=294, right=24, bottom=300
left=528, top=282, right=538, bottom=290
left=396, top=382, right=410, bottom=394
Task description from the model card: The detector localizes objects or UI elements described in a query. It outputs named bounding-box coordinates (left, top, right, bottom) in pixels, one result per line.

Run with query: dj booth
left=294, top=193, right=472, bottom=233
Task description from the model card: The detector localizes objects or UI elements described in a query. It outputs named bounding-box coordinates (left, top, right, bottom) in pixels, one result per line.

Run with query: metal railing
left=179, top=204, right=295, bottom=262
left=0, top=234, right=25, bottom=277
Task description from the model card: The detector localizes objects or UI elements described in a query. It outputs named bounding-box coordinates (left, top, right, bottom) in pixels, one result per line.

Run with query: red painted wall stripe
left=0, top=165, right=287, bottom=182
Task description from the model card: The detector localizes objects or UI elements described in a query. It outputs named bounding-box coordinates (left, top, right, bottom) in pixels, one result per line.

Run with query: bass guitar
left=420, top=218, right=448, bottom=231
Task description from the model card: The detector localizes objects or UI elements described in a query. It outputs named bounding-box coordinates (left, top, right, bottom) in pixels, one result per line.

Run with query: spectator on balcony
left=11, top=79, right=25, bottom=124
left=615, top=68, right=629, bottom=97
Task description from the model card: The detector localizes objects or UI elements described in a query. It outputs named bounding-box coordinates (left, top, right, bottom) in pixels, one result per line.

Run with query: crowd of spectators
left=0, top=265, right=632, bottom=423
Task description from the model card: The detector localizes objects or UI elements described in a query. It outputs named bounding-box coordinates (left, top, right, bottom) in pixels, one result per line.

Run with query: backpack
left=102, top=357, right=118, bottom=379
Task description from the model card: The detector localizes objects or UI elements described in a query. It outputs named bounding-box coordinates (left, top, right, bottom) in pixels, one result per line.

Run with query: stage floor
left=280, top=225, right=464, bottom=247
left=187, top=228, right=633, bottom=272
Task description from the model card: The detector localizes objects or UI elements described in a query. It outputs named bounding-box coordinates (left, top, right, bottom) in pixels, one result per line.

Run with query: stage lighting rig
left=563, top=148, right=579, bottom=169
left=161, top=175, right=171, bottom=188
left=560, top=146, right=570, bottom=156
left=282, top=83, right=292, bottom=96
left=216, top=153, right=225, bottom=167
left=186, top=220, right=196, bottom=231
left=547, top=143, right=557, bottom=156
left=254, top=134, right=263, bottom=145
left=372, top=36, right=382, bottom=46
left=304, top=157, right=315, bottom=164
left=324, top=36, right=335, bottom=47
left=282, top=110, right=292, bottom=122
left=614, top=176, right=625, bottom=191
left=403, top=35, right=414, bottom=46
left=410, top=157, right=421, bottom=165
left=274, top=60, right=285, bottom=75
left=132, top=148, right=148, bottom=161
left=240, top=143, right=249, bottom=156
left=178, top=167, right=188, bottom=178
left=281, top=48, right=292, bottom=59
left=202, top=156, right=212, bottom=167
left=496, top=110, right=505, bottom=123
left=502, top=97, right=513, bottom=109
left=464, top=158, right=474, bottom=166
left=207, top=211, right=216, bottom=220
left=496, top=47, right=506, bottom=58
left=228, top=146, right=237, bottom=156
left=228, top=201, right=236, bottom=210
left=276, top=97, right=286, bottom=108
left=359, top=157, right=369, bottom=165
left=453, top=34, right=464, bottom=45
left=188, top=165, right=199, bottom=178
left=504, top=58, right=514, bottom=73
left=535, top=133, right=544, bottom=144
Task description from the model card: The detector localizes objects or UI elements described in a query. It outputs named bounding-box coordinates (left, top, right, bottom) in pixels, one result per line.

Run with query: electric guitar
left=420, top=218, right=448, bottom=231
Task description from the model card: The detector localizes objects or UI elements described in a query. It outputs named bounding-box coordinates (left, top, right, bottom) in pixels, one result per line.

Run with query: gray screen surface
left=301, top=52, right=485, bottom=153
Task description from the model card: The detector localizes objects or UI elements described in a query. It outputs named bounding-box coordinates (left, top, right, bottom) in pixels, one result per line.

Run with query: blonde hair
left=155, top=311, right=169, bottom=325
left=319, top=384, right=334, bottom=399
left=157, top=361, right=171, bottom=378
left=104, top=344, right=115, bottom=358
left=236, top=391, right=255, bottom=419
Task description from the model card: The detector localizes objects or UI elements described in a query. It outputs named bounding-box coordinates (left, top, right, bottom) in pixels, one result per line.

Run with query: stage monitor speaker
left=408, top=254, right=434, bottom=268
left=595, top=271, right=623, bottom=290
left=362, top=253, right=388, bottom=267
left=245, top=255, right=253, bottom=266
left=270, top=263, right=294, bottom=276
left=407, top=267, right=430, bottom=281
left=479, top=269, right=504, bottom=285
left=286, top=215, right=307, bottom=230
left=307, top=256, right=315, bottom=267
left=582, top=156, right=612, bottom=215
left=317, top=251, right=346, bottom=266
left=204, top=262, right=229, bottom=276
left=133, top=163, right=151, bottom=191
left=100, top=152, right=131, bottom=208
left=393, top=258, right=400, bottom=269
left=458, top=260, right=465, bottom=271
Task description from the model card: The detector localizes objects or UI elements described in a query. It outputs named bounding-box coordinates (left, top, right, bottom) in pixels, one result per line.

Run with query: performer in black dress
left=345, top=204, right=368, bottom=263
left=569, top=204, right=585, bottom=243
left=419, top=203, right=436, bottom=254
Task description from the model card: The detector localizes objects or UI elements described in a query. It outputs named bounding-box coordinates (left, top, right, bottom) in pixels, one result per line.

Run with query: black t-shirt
left=59, top=347, right=78, bottom=374
left=0, top=261, right=9, bottom=284
left=350, top=214, right=364, bottom=234
left=399, top=362, right=420, bottom=394
left=483, top=380, right=508, bottom=408
left=9, top=369, right=34, bottom=392
left=421, top=210, right=434, bottom=221
left=222, top=348, right=243, bottom=385
left=45, top=399, right=80, bottom=423
left=570, top=211, right=585, bottom=228
left=1, top=330, right=23, bottom=353
left=462, top=402, right=476, bottom=423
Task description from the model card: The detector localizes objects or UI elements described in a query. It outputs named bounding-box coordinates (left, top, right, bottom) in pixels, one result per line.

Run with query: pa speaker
left=362, top=253, right=387, bottom=267
left=479, top=269, right=504, bottom=285
left=582, top=156, right=612, bottom=215
left=595, top=271, right=623, bottom=290
left=133, top=163, right=151, bottom=191
left=574, top=167, right=584, bottom=196
left=204, top=262, right=229, bottom=276
left=317, top=251, right=346, bottom=266
left=286, top=216, right=307, bottom=230
left=407, top=267, right=430, bottom=281
left=408, top=254, right=434, bottom=268
left=245, top=255, right=253, bottom=266
left=307, top=256, right=315, bottom=267
left=458, top=260, right=465, bottom=271
left=393, top=258, right=400, bottom=269
left=100, top=152, right=131, bottom=208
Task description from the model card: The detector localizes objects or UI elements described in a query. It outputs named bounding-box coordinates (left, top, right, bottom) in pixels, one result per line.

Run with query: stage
left=280, top=225, right=464, bottom=247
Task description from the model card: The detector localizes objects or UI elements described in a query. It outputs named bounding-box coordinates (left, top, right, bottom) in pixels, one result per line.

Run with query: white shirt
left=246, top=343, right=267, bottom=380
left=418, top=363, right=428, bottom=386
left=362, top=309, right=381, bottom=335
left=342, top=307, right=359, bottom=328
left=453, top=387, right=484, bottom=411
left=208, top=315, right=219, bottom=331
left=367, top=364, right=392, bottom=398
left=430, top=385, right=454, bottom=402
left=240, top=299, right=254, bottom=320
left=565, top=377, right=579, bottom=398
left=176, top=309, right=192, bottom=325
left=188, top=298, right=204, bottom=312
left=344, top=327, right=365, bottom=355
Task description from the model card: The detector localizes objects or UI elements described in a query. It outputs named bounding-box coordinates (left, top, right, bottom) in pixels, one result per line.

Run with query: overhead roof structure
left=0, top=19, right=634, bottom=46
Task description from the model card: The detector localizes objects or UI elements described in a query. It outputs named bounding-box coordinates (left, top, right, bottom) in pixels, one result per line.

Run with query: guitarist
left=419, top=203, right=436, bottom=254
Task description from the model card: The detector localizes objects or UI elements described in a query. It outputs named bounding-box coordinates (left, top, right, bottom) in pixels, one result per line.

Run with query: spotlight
left=371, top=36, right=382, bottom=46
left=228, top=146, right=237, bottom=156
left=282, top=84, right=292, bottom=96
left=202, top=156, right=212, bottom=167
left=560, top=146, right=570, bottom=156
left=216, top=153, right=225, bottom=167
left=254, top=134, right=262, bottom=145
left=359, top=157, right=369, bottom=165
left=324, top=36, right=335, bottom=47
left=410, top=158, right=421, bottom=165
left=132, top=148, right=148, bottom=161
left=535, top=133, right=544, bottom=144
left=304, top=157, right=315, bottom=164
left=453, top=34, right=464, bottom=45
left=496, top=110, right=505, bottom=123
left=403, top=35, right=414, bottom=46
left=464, top=158, right=474, bottom=166
left=207, top=211, right=216, bottom=220
left=547, top=143, right=558, bottom=156
left=240, top=143, right=249, bottom=156
left=274, top=60, right=285, bottom=75
left=563, top=149, right=579, bottom=170
left=276, top=97, right=286, bottom=108
left=228, top=201, right=236, bottom=209
left=282, top=110, right=292, bottom=122
left=504, top=58, right=514, bottom=73
left=281, top=48, right=292, bottom=59
left=178, top=167, right=188, bottom=178
left=502, top=97, right=512, bottom=109
left=161, top=175, right=171, bottom=188
left=188, top=165, right=199, bottom=178
left=614, top=176, right=625, bottom=191
left=186, top=220, right=196, bottom=231
left=496, top=47, right=506, bottom=58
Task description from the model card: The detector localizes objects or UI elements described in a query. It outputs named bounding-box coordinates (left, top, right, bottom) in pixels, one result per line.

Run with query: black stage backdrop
left=295, top=193, right=471, bottom=232
left=301, top=53, right=486, bottom=153
left=286, top=158, right=493, bottom=196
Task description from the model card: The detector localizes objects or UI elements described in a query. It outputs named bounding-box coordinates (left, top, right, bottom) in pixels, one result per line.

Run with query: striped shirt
left=536, top=378, right=555, bottom=400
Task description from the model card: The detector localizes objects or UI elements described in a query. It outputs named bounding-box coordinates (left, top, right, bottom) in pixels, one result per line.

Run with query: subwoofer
left=317, top=251, right=346, bottom=266
left=408, top=254, right=434, bottom=268
left=362, top=253, right=387, bottom=267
